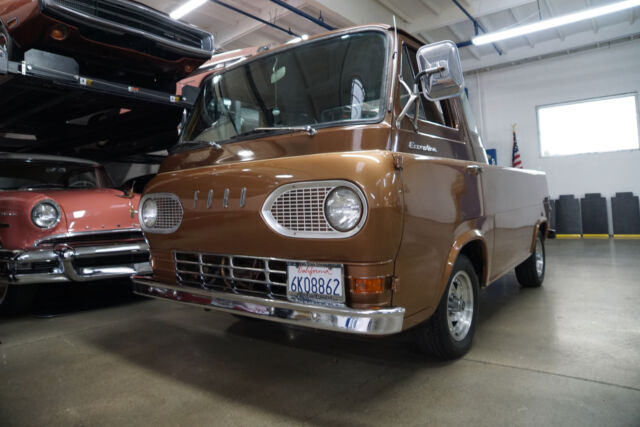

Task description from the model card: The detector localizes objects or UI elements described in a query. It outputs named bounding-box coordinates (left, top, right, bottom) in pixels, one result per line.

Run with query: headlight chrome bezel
left=261, top=180, right=368, bottom=239
left=324, top=186, right=364, bottom=232
left=138, top=193, right=183, bottom=234
left=30, top=199, right=62, bottom=229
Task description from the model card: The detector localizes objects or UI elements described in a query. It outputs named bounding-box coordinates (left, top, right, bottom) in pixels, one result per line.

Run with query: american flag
left=512, top=125, right=523, bottom=168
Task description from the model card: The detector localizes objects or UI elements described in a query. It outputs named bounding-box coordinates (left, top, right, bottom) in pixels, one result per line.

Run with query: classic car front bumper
left=132, top=276, right=405, bottom=335
left=0, top=242, right=151, bottom=285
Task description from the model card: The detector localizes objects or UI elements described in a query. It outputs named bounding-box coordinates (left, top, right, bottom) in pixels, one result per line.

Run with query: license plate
left=287, top=263, right=344, bottom=304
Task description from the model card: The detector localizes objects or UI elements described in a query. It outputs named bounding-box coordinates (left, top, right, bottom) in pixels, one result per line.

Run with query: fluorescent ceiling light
left=473, top=0, right=640, bottom=45
left=170, top=0, right=207, bottom=20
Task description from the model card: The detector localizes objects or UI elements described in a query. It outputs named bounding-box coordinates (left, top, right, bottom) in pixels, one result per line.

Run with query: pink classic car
left=0, top=153, right=151, bottom=312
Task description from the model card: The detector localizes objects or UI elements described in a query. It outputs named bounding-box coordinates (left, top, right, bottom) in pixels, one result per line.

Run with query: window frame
left=399, top=42, right=461, bottom=132
left=536, top=92, right=640, bottom=158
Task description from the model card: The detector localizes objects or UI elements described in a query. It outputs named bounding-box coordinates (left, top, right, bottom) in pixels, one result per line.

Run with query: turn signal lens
left=352, top=277, right=385, bottom=294
left=50, top=25, right=68, bottom=41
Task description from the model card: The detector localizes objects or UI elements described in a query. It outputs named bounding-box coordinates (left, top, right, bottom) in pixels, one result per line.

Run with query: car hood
left=34, top=188, right=141, bottom=233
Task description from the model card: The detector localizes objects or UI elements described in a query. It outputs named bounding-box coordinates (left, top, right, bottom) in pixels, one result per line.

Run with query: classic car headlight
left=324, top=187, right=363, bottom=232
left=31, top=200, right=61, bottom=229
left=141, top=198, right=158, bottom=228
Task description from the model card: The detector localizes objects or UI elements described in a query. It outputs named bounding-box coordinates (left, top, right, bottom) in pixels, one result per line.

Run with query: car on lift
left=0, top=0, right=215, bottom=91
left=133, top=25, right=549, bottom=359
left=0, top=153, right=151, bottom=313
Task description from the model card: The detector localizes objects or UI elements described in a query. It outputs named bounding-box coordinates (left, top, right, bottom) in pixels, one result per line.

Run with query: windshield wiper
left=253, top=125, right=317, bottom=136
left=179, top=140, right=222, bottom=149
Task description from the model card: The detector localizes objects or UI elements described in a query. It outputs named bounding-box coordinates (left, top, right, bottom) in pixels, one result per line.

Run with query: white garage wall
left=465, top=39, right=640, bottom=202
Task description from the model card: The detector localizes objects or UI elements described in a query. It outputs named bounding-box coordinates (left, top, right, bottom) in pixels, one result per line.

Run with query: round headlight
left=324, top=187, right=363, bottom=232
left=141, top=198, right=158, bottom=228
left=31, top=200, right=60, bottom=229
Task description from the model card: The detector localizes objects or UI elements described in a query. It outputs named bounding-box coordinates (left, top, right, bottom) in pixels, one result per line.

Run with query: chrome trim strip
left=132, top=276, right=405, bottom=335
left=261, top=180, right=368, bottom=239
left=33, top=227, right=142, bottom=247
left=41, top=0, right=215, bottom=58
left=139, top=192, right=183, bottom=234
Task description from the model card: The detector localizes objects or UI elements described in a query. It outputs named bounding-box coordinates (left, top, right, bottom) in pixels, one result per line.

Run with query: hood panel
left=160, top=124, right=392, bottom=173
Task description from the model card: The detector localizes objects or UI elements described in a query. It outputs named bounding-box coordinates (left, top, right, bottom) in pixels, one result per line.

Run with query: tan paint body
left=142, top=25, right=549, bottom=332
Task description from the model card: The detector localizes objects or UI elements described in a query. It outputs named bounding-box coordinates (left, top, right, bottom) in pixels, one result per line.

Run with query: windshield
left=181, top=31, right=388, bottom=144
left=0, top=160, right=113, bottom=190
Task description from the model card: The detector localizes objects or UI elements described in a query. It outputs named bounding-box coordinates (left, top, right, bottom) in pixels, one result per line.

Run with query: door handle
left=467, top=165, right=483, bottom=175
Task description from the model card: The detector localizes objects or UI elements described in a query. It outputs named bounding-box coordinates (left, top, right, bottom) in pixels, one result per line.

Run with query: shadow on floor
left=29, top=280, right=144, bottom=318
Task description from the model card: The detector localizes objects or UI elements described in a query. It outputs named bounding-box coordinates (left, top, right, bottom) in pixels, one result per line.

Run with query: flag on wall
left=512, top=124, right=523, bottom=169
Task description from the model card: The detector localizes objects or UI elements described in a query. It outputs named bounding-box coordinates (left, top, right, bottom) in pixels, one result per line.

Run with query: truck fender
left=530, top=219, right=548, bottom=253
left=439, top=230, right=489, bottom=300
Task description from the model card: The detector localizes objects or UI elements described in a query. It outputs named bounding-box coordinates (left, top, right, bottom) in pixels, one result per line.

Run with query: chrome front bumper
left=132, top=276, right=405, bottom=336
left=0, top=242, right=151, bottom=285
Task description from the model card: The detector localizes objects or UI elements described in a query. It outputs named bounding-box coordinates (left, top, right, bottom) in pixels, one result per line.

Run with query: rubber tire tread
left=415, top=254, right=479, bottom=360
left=515, top=232, right=545, bottom=288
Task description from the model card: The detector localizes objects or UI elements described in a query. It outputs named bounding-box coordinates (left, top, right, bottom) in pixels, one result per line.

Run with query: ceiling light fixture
left=170, top=0, right=208, bottom=20
left=472, top=0, right=640, bottom=45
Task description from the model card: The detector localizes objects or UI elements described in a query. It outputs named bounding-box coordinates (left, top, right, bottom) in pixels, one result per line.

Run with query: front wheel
left=515, top=232, right=545, bottom=288
left=415, top=255, right=479, bottom=359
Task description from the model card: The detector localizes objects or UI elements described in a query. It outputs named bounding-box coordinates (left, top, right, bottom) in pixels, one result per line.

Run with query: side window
left=402, top=45, right=457, bottom=128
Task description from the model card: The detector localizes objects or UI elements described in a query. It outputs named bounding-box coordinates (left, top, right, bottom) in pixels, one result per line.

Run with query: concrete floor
left=1, top=239, right=639, bottom=426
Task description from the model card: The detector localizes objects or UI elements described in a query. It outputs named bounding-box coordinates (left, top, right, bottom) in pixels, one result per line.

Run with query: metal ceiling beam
left=508, top=8, right=535, bottom=47
left=268, top=0, right=335, bottom=30
left=407, top=0, right=535, bottom=33
left=419, top=0, right=440, bottom=16
left=375, top=0, right=413, bottom=23
left=211, top=0, right=299, bottom=39
left=451, top=0, right=503, bottom=55
left=447, top=24, right=481, bottom=60
left=585, top=0, right=600, bottom=33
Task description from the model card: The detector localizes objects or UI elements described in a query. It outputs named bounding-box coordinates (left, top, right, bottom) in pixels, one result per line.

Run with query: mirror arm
left=396, top=77, right=419, bottom=132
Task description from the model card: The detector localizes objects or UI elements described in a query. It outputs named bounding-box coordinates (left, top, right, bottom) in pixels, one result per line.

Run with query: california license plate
left=287, top=263, right=344, bottom=304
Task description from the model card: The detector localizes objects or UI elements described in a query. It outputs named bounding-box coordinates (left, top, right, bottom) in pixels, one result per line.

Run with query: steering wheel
left=69, top=180, right=95, bottom=188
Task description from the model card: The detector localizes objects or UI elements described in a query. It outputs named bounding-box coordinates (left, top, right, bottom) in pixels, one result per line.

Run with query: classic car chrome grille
left=174, top=252, right=289, bottom=299
left=271, top=186, right=333, bottom=232
left=46, top=0, right=214, bottom=54
left=141, top=193, right=183, bottom=233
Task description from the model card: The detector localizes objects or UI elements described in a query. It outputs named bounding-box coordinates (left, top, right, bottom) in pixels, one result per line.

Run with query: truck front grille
left=174, top=251, right=289, bottom=299
left=270, top=186, right=333, bottom=232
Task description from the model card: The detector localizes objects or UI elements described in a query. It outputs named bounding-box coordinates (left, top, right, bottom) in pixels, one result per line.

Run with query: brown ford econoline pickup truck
left=133, top=25, right=549, bottom=359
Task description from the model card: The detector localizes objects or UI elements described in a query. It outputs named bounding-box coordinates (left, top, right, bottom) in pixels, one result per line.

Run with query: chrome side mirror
left=416, top=40, right=464, bottom=101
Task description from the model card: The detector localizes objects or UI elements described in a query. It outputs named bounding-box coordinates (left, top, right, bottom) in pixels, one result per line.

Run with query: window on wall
left=537, top=93, right=640, bottom=157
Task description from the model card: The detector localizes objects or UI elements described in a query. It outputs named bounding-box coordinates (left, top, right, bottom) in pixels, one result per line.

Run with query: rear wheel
left=0, top=284, right=37, bottom=315
left=415, top=255, right=479, bottom=359
left=515, top=232, right=545, bottom=287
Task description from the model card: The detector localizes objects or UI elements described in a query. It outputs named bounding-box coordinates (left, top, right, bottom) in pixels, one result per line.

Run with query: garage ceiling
left=141, top=0, right=640, bottom=72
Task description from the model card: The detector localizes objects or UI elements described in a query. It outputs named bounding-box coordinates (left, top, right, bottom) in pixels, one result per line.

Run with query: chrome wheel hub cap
left=535, top=238, right=544, bottom=277
left=447, top=271, right=474, bottom=341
